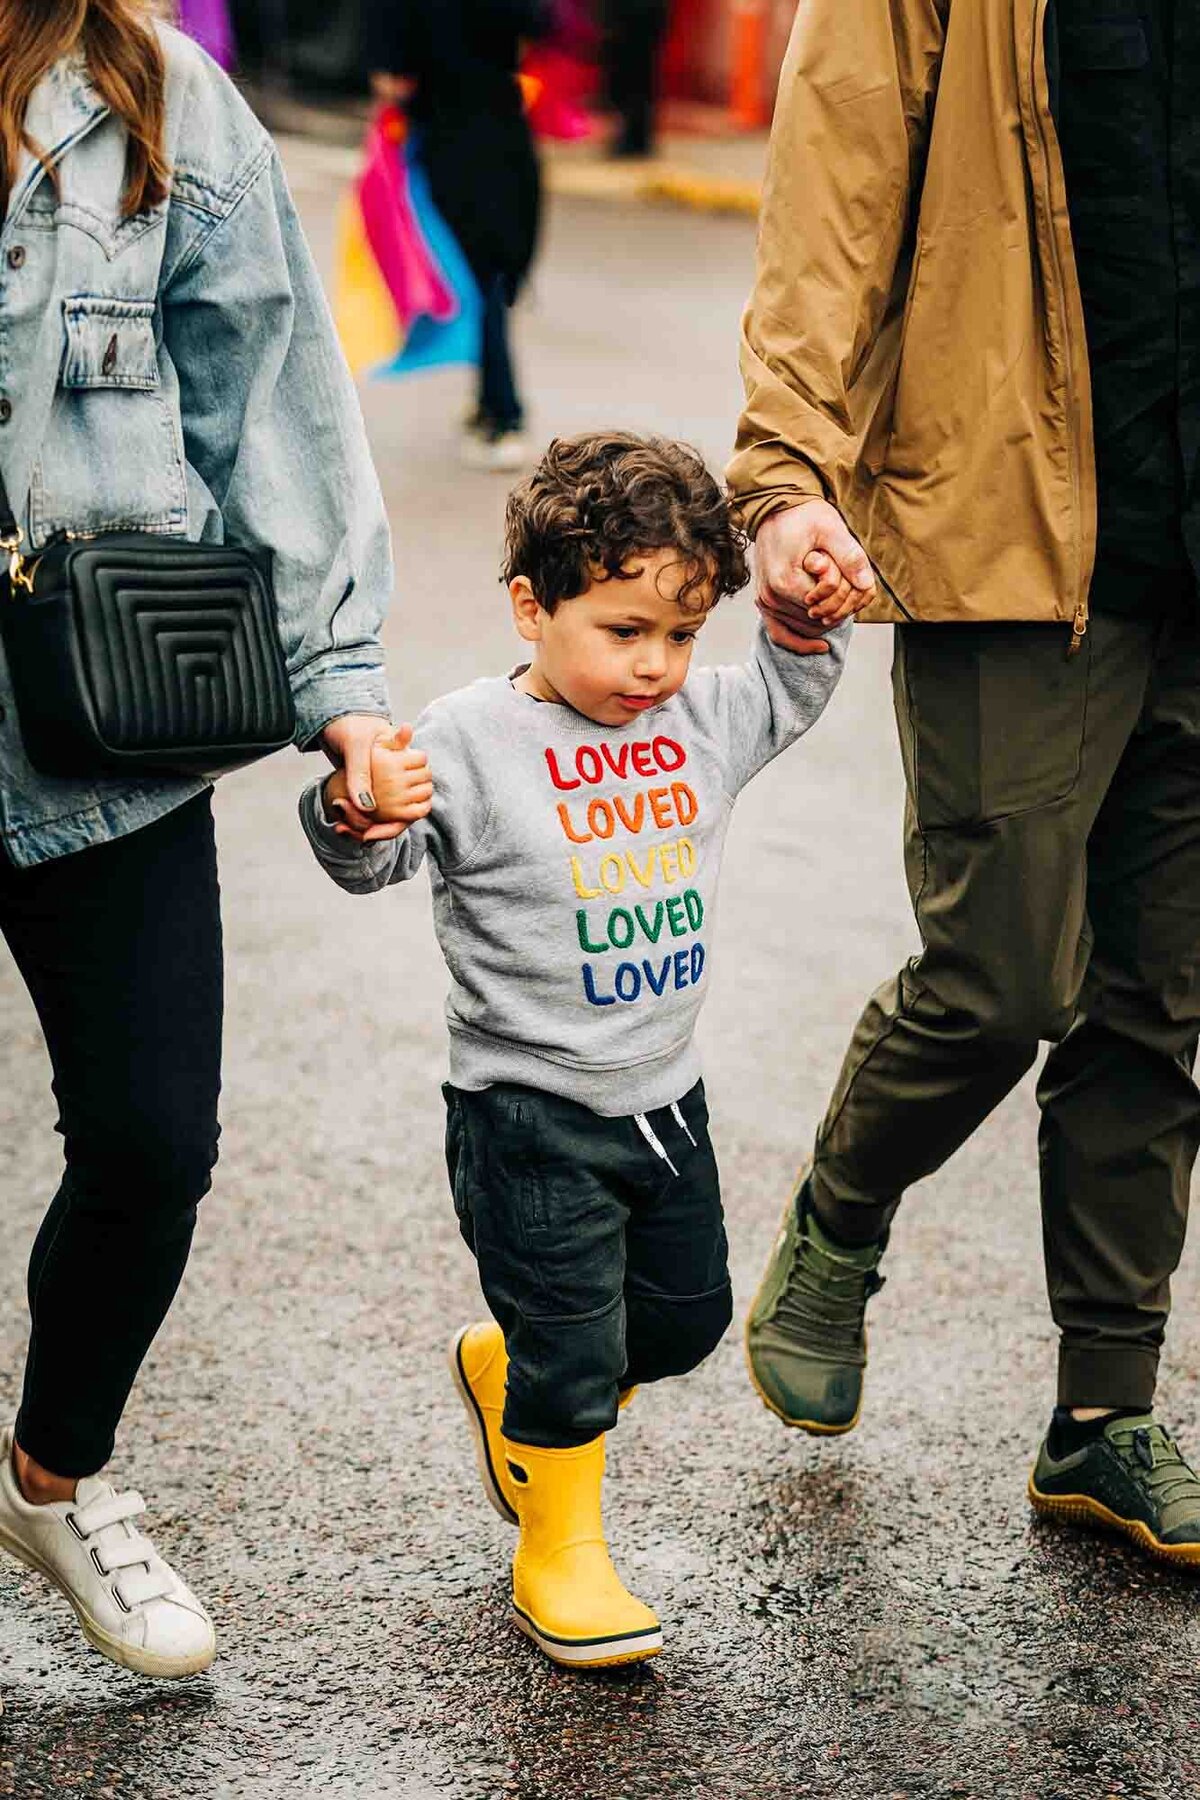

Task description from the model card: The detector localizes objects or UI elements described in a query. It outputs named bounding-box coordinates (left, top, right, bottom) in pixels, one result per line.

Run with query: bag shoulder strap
left=0, top=462, right=34, bottom=593
left=0, top=462, right=20, bottom=552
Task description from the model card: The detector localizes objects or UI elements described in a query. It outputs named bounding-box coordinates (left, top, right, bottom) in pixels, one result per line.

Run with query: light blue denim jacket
left=0, top=26, right=392, bottom=865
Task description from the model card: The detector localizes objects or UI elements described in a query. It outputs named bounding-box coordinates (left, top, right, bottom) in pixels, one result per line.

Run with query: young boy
left=301, top=432, right=848, bottom=1669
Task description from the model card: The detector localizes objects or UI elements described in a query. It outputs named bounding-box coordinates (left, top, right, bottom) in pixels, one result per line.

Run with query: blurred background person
left=227, top=0, right=352, bottom=92
left=522, top=0, right=600, bottom=144
left=365, top=1, right=549, bottom=472
left=604, top=0, right=669, bottom=159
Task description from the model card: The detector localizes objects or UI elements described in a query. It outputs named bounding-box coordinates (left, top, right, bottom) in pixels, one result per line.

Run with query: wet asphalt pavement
left=3, top=139, right=1200, bottom=1800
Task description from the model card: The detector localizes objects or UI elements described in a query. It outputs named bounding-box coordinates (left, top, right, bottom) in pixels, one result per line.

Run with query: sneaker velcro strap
left=73, top=1490, right=146, bottom=1537
left=100, top=1535, right=157, bottom=1573
left=114, top=1564, right=174, bottom=1611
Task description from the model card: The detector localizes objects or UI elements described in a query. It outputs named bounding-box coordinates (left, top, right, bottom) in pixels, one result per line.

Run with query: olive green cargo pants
left=811, top=610, right=1200, bottom=1409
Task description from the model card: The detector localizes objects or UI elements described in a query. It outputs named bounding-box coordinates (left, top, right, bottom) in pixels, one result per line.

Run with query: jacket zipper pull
left=1067, top=603, right=1088, bottom=658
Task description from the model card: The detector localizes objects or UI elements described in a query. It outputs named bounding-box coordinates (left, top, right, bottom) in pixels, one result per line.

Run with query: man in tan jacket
left=736, top=0, right=1200, bottom=1567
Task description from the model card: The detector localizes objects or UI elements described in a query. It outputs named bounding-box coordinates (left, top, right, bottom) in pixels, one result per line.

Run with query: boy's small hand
left=343, top=722, right=433, bottom=842
left=324, top=725, right=432, bottom=843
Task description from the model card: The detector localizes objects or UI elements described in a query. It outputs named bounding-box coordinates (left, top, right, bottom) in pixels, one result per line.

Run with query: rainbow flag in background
left=335, top=109, right=482, bottom=382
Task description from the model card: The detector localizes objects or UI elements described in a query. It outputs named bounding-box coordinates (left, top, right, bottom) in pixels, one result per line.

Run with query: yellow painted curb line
left=546, top=157, right=761, bottom=217
left=642, top=169, right=761, bottom=216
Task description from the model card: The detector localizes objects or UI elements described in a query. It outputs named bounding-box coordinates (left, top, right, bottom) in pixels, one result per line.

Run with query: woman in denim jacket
left=0, top=0, right=393, bottom=1677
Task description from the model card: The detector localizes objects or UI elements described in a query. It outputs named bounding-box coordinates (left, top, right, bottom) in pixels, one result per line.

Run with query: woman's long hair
left=0, top=0, right=169, bottom=221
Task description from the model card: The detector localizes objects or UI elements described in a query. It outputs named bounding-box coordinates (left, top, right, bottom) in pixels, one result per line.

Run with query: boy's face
left=511, top=548, right=712, bottom=728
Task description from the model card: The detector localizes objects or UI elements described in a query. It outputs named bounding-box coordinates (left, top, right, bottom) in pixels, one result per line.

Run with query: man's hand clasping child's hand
left=327, top=725, right=434, bottom=842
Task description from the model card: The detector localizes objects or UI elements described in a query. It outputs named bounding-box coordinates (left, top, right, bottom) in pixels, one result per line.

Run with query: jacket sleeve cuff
left=289, top=651, right=392, bottom=750
left=736, top=489, right=826, bottom=539
left=726, top=443, right=828, bottom=537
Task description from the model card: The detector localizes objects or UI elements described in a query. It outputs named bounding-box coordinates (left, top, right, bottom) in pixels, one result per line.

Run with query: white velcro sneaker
left=0, top=1426, right=215, bottom=1677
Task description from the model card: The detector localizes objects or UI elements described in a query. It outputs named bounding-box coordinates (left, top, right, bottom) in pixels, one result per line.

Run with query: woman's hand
left=320, top=714, right=393, bottom=825
left=325, top=723, right=432, bottom=845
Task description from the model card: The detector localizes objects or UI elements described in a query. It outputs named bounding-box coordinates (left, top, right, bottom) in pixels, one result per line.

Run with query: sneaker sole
left=448, top=1327, right=518, bottom=1526
left=511, top=1603, right=662, bottom=1669
left=1028, top=1476, right=1200, bottom=1569
left=0, top=1518, right=215, bottom=1678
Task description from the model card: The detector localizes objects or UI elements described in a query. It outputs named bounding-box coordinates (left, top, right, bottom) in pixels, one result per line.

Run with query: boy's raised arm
left=690, top=615, right=852, bottom=798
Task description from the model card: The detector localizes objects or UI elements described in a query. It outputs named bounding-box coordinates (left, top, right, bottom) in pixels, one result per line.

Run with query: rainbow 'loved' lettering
left=301, top=619, right=849, bottom=1117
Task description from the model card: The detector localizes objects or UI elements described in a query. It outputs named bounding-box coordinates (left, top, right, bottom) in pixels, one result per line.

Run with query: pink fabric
left=177, top=0, right=235, bottom=69
left=525, top=1, right=598, bottom=141
left=524, top=50, right=595, bottom=141
left=357, top=112, right=456, bottom=331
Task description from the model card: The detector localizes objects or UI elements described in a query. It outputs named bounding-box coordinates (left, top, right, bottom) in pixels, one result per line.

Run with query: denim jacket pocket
left=61, top=296, right=161, bottom=390
left=29, top=294, right=188, bottom=547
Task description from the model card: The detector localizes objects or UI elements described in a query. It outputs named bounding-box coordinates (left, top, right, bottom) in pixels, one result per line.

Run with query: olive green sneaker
left=1029, top=1415, right=1200, bottom=1569
left=744, top=1178, right=886, bottom=1434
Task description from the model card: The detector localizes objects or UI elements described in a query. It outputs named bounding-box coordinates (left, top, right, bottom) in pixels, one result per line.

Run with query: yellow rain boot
left=503, top=1434, right=662, bottom=1669
left=450, top=1324, right=639, bottom=1527
left=449, top=1322, right=518, bottom=1523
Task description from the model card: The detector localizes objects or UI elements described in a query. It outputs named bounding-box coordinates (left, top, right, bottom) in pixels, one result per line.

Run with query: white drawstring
left=670, top=1102, right=697, bottom=1148
left=634, top=1112, right=679, bottom=1177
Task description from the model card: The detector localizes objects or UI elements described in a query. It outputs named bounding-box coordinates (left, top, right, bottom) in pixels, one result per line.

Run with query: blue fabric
left=377, top=137, right=482, bottom=378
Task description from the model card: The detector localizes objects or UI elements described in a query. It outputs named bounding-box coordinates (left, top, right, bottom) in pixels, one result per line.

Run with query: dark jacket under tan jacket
left=729, top=0, right=1095, bottom=630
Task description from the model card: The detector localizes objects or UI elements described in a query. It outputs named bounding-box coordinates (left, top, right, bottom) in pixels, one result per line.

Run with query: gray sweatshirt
left=301, top=620, right=848, bottom=1116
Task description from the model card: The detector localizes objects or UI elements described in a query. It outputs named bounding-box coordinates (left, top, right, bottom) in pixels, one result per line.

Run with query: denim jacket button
left=6, top=246, right=26, bottom=271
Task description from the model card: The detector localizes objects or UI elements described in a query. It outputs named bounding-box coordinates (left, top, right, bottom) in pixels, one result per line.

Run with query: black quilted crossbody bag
left=0, top=466, right=296, bottom=778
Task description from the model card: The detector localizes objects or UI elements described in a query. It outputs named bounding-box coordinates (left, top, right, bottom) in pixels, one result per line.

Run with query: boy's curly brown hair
left=502, top=431, right=749, bottom=614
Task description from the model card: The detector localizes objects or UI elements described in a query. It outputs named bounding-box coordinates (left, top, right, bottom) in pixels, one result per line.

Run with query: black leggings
left=11, top=796, right=223, bottom=1477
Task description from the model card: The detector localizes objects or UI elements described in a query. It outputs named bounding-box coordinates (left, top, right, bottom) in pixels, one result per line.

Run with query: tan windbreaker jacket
left=729, top=0, right=1095, bottom=632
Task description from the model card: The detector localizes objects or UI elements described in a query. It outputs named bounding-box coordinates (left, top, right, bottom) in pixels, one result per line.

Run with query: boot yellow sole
left=742, top=1309, right=864, bottom=1436
left=448, top=1327, right=518, bottom=1525
left=1028, top=1475, right=1200, bottom=1569
left=511, top=1602, right=662, bottom=1669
